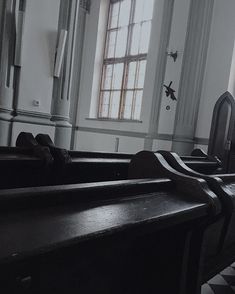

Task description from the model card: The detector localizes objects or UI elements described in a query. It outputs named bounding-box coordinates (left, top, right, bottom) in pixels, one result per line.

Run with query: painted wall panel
left=153, top=139, right=172, bottom=151
left=16, top=0, right=60, bottom=113
left=157, top=0, right=190, bottom=134
left=75, top=131, right=144, bottom=153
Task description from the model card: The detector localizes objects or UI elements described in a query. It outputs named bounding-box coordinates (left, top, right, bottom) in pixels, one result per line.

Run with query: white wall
left=9, top=0, right=61, bottom=146
left=76, top=131, right=145, bottom=153
left=152, top=140, right=172, bottom=151
left=16, top=0, right=60, bottom=114
left=195, top=0, right=235, bottom=140
left=157, top=0, right=190, bottom=135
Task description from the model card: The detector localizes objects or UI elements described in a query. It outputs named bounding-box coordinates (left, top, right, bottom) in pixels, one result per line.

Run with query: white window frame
left=77, top=0, right=169, bottom=134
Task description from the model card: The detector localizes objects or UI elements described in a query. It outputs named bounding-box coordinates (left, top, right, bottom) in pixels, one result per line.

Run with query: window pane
left=115, top=27, right=128, bottom=57
left=100, top=91, right=110, bottom=117
left=112, top=63, right=124, bottom=89
left=109, top=2, right=120, bottom=29
left=123, top=91, right=133, bottom=119
left=118, top=0, right=131, bottom=27
left=99, top=0, right=154, bottom=120
left=102, top=64, right=113, bottom=90
left=143, top=0, right=154, bottom=21
left=137, top=60, right=146, bottom=88
left=140, top=22, right=151, bottom=53
left=130, top=24, right=141, bottom=55
left=134, top=0, right=144, bottom=23
left=133, top=90, right=143, bottom=119
left=106, top=30, right=117, bottom=58
left=110, top=91, right=121, bottom=118
left=127, top=62, right=137, bottom=89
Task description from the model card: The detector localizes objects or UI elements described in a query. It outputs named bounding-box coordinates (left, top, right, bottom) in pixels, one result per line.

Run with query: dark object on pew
left=0, top=177, right=219, bottom=294
left=35, top=133, right=71, bottom=165
left=154, top=150, right=235, bottom=282
left=192, top=91, right=235, bottom=172
left=16, top=132, right=53, bottom=165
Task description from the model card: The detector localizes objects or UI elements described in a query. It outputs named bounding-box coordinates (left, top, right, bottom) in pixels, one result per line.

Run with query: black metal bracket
left=163, top=81, right=177, bottom=101
left=167, top=51, right=178, bottom=62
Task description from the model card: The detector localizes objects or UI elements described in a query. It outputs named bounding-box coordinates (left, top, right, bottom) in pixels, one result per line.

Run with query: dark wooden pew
left=191, top=91, right=235, bottom=173
left=0, top=177, right=217, bottom=294
left=35, top=132, right=221, bottom=178
left=0, top=131, right=221, bottom=189
left=129, top=150, right=235, bottom=284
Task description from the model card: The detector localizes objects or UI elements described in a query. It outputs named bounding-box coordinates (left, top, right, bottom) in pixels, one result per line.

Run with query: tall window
left=98, top=0, right=154, bottom=120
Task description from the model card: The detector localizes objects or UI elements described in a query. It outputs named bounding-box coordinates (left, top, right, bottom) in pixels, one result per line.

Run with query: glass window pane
left=130, top=24, right=141, bottom=55
left=115, top=27, right=128, bottom=57
left=99, top=0, right=154, bottom=120
left=134, top=0, right=144, bottom=23
left=127, top=62, right=137, bottom=89
left=140, top=21, right=151, bottom=53
left=102, top=64, right=113, bottom=90
left=133, top=90, right=143, bottom=120
left=106, top=30, right=117, bottom=58
left=109, top=2, right=120, bottom=29
left=142, top=0, right=154, bottom=21
left=123, top=91, right=133, bottom=119
left=137, top=60, right=146, bottom=88
left=112, top=63, right=124, bottom=89
left=100, top=91, right=110, bottom=117
left=118, top=0, right=131, bottom=27
left=110, top=91, right=121, bottom=118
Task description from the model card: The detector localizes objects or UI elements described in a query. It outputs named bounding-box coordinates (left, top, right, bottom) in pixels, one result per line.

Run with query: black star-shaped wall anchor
left=163, top=81, right=177, bottom=101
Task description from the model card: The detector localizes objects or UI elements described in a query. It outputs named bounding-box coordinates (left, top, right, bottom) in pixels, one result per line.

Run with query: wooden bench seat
left=0, top=176, right=216, bottom=294
left=129, top=150, right=235, bottom=285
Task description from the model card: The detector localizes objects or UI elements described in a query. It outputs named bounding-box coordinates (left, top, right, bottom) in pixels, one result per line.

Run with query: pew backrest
left=208, top=91, right=235, bottom=172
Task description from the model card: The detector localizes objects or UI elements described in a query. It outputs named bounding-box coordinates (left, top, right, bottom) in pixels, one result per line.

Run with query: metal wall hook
left=166, top=50, right=178, bottom=62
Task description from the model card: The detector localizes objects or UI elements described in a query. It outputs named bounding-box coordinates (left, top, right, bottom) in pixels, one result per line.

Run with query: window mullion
left=119, top=0, right=136, bottom=119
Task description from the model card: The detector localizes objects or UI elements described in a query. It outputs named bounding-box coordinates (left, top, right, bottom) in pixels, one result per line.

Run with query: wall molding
left=76, top=126, right=209, bottom=146
left=77, top=126, right=147, bottom=138
left=13, top=109, right=55, bottom=126
left=0, top=107, right=13, bottom=121
left=51, top=114, right=72, bottom=128
left=194, top=137, right=209, bottom=146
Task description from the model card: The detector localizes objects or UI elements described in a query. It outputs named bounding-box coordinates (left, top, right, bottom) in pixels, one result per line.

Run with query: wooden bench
left=191, top=91, right=235, bottom=172
left=0, top=176, right=217, bottom=294
left=129, top=150, right=235, bottom=285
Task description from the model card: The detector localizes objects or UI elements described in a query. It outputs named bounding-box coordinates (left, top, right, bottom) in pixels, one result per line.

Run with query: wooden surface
left=0, top=179, right=208, bottom=265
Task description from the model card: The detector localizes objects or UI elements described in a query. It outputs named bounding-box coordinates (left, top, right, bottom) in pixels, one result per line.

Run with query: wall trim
left=77, top=126, right=147, bottom=138
left=76, top=126, right=208, bottom=145
left=194, top=137, right=209, bottom=145
left=0, top=107, right=13, bottom=121
left=13, top=109, right=55, bottom=126
left=76, top=126, right=172, bottom=141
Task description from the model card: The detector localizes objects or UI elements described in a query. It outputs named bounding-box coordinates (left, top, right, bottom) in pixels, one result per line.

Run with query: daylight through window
left=98, top=0, right=154, bottom=120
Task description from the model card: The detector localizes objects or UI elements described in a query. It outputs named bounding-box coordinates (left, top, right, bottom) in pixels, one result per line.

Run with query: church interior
left=1, top=0, right=235, bottom=293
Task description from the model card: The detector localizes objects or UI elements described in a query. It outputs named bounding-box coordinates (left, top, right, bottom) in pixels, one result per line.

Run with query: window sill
left=86, top=117, right=143, bottom=123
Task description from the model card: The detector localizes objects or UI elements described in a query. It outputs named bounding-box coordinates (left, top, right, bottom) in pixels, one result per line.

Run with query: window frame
left=98, top=0, right=152, bottom=121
